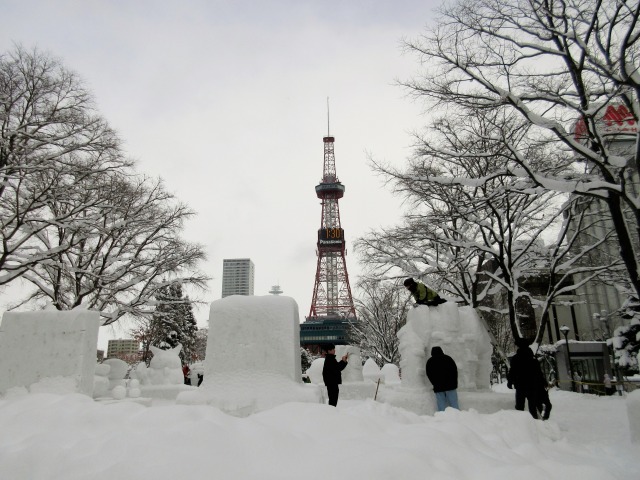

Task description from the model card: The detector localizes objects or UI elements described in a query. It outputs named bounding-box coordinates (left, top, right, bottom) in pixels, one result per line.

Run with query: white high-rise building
left=222, top=258, right=255, bottom=297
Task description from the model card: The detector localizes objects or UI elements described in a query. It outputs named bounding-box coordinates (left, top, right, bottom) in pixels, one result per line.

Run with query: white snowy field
left=0, top=384, right=637, bottom=480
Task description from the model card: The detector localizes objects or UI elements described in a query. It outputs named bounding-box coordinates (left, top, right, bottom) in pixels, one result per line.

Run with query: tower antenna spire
left=326, top=97, right=330, bottom=136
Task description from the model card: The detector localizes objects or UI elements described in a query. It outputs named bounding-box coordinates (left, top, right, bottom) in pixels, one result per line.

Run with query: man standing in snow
left=425, top=346, right=459, bottom=411
left=322, top=343, right=349, bottom=407
left=404, top=278, right=446, bottom=307
left=507, top=339, right=546, bottom=419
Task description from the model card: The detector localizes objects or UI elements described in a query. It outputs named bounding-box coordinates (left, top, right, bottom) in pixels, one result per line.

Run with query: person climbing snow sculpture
left=404, top=278, right=446, bottom=307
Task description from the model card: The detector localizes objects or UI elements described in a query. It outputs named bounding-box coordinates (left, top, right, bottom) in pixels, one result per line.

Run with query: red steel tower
left=307, top=134, right=356, bottom=322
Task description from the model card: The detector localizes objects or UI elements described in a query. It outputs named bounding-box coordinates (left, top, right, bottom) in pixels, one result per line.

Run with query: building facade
left=221, top=258, right=255, bottom=297
left=106, top=339, right=140, bottom=359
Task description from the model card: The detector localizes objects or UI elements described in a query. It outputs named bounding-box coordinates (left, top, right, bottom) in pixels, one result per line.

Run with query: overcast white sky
left=1, top=1, right=441, bottom=336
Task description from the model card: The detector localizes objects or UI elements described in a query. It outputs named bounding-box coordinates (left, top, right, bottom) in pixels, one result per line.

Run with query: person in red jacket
left=321, top=343, right=349, bottom=407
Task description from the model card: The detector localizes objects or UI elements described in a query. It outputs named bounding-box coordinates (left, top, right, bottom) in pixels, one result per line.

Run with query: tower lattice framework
left=308, top=135, right=356, bottom=320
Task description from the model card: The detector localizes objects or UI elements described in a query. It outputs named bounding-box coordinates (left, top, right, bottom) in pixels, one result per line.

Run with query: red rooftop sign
left=574, top=104, right=637, bottom=140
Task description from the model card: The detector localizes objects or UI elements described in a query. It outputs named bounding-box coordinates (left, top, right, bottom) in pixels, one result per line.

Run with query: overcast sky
left=1, top=1, right=441, bottom=337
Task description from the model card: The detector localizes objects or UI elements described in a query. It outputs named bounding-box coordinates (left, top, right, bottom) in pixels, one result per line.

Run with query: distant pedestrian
left=182, top=364, right=191, bottom=385
left=404, top=278, right=446, bottom=307
left=426, top=346, right=459, bottom=411
left=322, top=343, right=349, bottom=407
left=574, top=371, right=583, bottom=393
left=507, top=340, right=545, bottom=419
left=603, top=374, right=615, bottom=396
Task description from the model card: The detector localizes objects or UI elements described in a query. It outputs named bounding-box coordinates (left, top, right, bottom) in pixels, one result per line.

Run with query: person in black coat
left=322, top=343, right=349, bottom=407
left=426, top=346, right=459, bottom=411
left=507, top=340, right=546, bottom=419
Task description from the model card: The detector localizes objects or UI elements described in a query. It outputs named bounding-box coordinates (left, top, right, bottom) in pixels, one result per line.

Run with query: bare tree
left=0, top=45, right=129, bottom=285
left=350, top=278, right=410, bottom=366
left=400, top=0, right=640, bottom=299
left=357, top=107, right=617, bottom=344
left=15, top=174, right=209, bottom=325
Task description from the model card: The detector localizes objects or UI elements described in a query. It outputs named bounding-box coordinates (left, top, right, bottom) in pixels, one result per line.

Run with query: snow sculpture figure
left=362, top=358, right=382, bottom=383
left=306, top=357, right=325, bottom=385
left=338, top=346, right=364, bottom=382
left=135, top=344, right=184, bottom=385
left=379, top=303, right=492, bottom=415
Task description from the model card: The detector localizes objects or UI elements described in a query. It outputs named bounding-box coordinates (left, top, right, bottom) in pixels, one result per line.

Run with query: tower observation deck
left=300, top=134, right=356, bottom=349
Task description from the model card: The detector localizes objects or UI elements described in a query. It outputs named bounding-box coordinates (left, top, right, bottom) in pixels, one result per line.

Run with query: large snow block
left=177, top=295, right=321, bottom=415
left=380, top=303, right=492, bottom=415
left=627, top=389, right=640, bottom=443
left=0, top=308, right=100, bottom=396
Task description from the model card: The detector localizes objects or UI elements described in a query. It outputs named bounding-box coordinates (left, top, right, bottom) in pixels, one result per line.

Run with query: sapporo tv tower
left=300, top=109, right=356, bottom=350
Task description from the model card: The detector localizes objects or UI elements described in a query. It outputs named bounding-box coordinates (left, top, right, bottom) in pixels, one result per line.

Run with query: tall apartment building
left=106, top=339, right=140, bottom=358
left=221, top=258, right=255, bottom=297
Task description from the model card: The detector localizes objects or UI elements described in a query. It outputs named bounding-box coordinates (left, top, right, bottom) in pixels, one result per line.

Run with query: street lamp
left=560, top=325, right=575, bottom=392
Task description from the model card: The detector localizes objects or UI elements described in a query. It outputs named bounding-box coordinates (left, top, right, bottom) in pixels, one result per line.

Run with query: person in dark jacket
left=322, top=343, right=349, bottom=407
left=404, top=278, right=446, bottom=307
left=507, top=340, right=546, bottom=419
left=425, top=346, right=459, bottom=411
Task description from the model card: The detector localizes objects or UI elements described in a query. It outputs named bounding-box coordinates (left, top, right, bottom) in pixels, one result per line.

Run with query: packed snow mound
left=177, top=295, right=321, bottom=414
left=0, top=308, right=100, bottom=396
left=399, top=303, right=492, bottom=391
left=380, top=303, right=492, bottom=415
left=0, top=391, right=631, bottom=480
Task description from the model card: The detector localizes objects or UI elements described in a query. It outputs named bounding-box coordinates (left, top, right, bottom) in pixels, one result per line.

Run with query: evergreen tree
left=149, top=282, right=198, bottom=363
left=612, top=294, right=640, bottom=375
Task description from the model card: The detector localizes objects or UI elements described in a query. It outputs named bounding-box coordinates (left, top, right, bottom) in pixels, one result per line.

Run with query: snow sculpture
left=380, top=363, right=401, bottom=385
left=102, top=358, right=128, bottom=389
left=177, top=295, right=321, bottom=415
left=379, top=303, right=492, bottom=414
left=93, top=363, right=111, bottom=398
left=134, top=344, right=183, bottom=386
left=128, top=379, right=141, bottom=398
left=0, top=307, right=100, bottom=396
left=112, top=385, right=127, bottom=400
left=336, top=345, right=364, bottom=382
left=306, top=357, right=325, bottom=385
left=362, top=358, right=382, bottom=383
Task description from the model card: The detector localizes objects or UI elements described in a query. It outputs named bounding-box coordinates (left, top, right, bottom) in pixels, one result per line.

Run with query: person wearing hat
left=321, top=343, right=349, bottom=407
left=404, top=278, right=446, bottom=307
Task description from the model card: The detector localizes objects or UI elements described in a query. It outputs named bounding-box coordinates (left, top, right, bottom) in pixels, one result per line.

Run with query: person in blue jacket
left=322, top=343, right=349, bottom=407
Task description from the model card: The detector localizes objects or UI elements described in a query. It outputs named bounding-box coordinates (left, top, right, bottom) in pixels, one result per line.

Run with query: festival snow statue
left=177, top=295, right=322, bottom=415
left=92, top=363, right=111, bottom=398
left=378, top=303, right=498, bottom=415
left=336, top=345, right=363, bottom=382
left=380, top=363, right=401, bottom=386
left=135, top=344, right=184, bottom=386
left=362, top=358, right=382, bottom=383
left=306, top=357, right=325, bottom=385
left=102, top=358, right=128, bottom=389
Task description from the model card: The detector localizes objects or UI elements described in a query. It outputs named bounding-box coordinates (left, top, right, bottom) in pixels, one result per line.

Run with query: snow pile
left=0, top=307, right=100, bottom=396
left=177, top=295, right=321, bottom=415
left=0, top=389, right=636, bottom=480
left=627, top=389, right=640, bottom=443
left=380, top=303, right=493, bottom=414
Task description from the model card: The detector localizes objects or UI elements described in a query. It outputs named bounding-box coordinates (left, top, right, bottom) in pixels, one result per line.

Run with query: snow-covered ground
left=0, top=383, right=637, bottom=480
